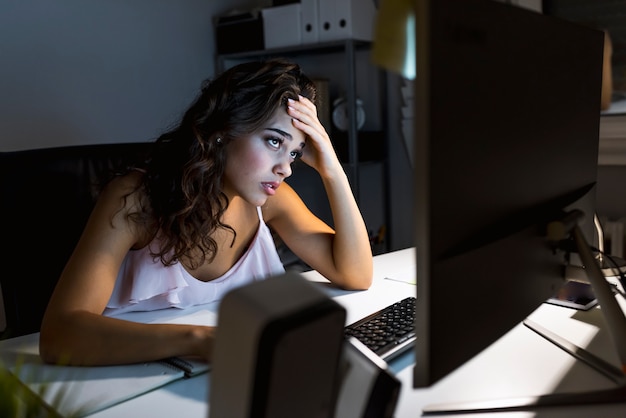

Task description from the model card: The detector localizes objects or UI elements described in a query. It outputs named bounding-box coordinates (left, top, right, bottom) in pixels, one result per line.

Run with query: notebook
left=0, top=332, right=210, bottom=417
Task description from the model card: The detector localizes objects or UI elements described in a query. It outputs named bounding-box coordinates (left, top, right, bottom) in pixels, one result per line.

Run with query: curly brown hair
left=123, top=58, right=317, bottom=269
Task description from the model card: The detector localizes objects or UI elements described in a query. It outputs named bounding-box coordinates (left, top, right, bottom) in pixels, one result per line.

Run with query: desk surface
left=5, top=248, right=626, bottom=417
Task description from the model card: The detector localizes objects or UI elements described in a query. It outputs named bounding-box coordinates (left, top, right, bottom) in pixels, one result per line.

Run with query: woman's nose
left=274, top=157, right=293, bottom=178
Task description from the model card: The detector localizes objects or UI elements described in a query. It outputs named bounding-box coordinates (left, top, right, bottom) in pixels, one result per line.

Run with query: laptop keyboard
left=344, top=296, right=416, bottom=362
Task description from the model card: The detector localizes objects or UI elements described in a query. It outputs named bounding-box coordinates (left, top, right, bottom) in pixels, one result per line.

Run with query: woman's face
left=222, top=106, right=306, bottom=206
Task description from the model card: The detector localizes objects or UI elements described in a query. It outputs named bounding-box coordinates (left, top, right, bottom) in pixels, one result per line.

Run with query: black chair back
left=0, top=142, right=150, bottom=339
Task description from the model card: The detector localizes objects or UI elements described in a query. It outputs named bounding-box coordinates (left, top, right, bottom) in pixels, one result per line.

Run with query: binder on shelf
left=318, top=0, right=377, bottom=42
left=301, top=0, right=320, bottom=44
left=262, top=4, right=302, bottom=49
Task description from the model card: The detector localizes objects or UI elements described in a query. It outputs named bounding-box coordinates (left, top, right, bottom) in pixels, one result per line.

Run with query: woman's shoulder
left=96, top=171, right=148, bottom=218
left=101, top=171, right=144, bottom=199
left=96, top=171, right=155, bottom=245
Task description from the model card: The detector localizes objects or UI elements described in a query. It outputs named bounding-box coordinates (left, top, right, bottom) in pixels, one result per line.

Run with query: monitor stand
left=594, top=213, right=626, bottom=278
left=565, top=213, right=626, bottom=282
left=565, top=255, right=626, bottom=282
left=422, top=222, right=626, bottom=415
left=600, top=255, right=626, bottom=278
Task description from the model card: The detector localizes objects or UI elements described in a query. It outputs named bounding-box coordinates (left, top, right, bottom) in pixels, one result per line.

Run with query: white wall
left=0, top=0, right=261, bottom=151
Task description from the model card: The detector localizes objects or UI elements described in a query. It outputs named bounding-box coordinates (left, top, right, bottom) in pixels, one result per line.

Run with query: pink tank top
left=104, top=207, right=285, bottom=315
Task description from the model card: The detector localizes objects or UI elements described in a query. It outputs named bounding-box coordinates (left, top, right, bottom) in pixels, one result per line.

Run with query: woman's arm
left=265, top=96, right=373, bottom=290
left=39, top=174, right=214, bottom=366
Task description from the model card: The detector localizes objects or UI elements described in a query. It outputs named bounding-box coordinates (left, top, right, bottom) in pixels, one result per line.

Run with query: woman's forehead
left=265, top=108, right=306, bottom=144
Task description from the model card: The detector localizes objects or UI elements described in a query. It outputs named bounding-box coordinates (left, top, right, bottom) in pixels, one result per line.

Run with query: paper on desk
left=384, top=272, right=416, bottom=285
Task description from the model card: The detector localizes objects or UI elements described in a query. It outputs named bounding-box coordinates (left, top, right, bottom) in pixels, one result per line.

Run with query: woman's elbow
left=39, top=326, right=64, bottom=364
left=39, top=316, right=79, bottom=365
left=345, top=278, right=372, bottom=291
left=339, top=264, right=373, bottom=290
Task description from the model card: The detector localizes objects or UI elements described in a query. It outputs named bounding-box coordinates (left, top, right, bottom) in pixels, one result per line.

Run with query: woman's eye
left=267, top=137, right=282, bottom=149
left=290, top=150, right=303, bottom=160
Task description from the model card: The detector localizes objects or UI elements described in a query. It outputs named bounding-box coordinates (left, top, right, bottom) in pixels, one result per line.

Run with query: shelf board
left=217, top=39, right=372, bottom=61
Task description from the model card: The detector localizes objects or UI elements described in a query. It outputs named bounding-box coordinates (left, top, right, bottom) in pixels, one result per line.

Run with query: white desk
left=5, top=247, right=626, bottom=417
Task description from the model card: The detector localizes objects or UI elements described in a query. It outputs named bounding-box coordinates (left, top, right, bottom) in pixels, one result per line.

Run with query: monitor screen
left=412, top=0, right=604, bottom=388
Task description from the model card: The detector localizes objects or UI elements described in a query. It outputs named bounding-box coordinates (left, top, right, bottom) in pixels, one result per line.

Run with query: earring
left=216, top=137, right=223, bottom=144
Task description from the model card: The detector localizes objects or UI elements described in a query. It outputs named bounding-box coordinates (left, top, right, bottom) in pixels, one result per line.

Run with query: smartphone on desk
left=547, top=280, right=598, bottom=311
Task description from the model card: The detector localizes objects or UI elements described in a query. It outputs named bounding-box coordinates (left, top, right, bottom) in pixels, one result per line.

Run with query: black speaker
left=209, top=272, right=346, bottom=418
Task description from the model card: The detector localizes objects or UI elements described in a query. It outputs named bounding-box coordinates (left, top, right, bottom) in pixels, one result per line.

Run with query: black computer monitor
left=412, top=0, right=604, bottom=394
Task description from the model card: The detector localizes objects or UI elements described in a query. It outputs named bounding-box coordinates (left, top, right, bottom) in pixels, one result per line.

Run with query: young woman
left=39, top=59, right=373, bottom=366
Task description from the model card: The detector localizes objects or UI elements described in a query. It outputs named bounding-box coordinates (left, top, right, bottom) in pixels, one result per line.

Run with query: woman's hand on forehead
left=287, top=96, right=342, bottom=177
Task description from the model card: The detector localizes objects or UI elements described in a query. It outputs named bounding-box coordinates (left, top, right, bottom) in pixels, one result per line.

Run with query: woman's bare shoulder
left=99, top=171, right=145, bottom=207
left=92, top=172, right=152, bottom=240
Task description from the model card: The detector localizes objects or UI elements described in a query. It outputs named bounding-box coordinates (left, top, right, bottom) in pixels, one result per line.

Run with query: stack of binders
left=263, top=0, right=378, bottom=48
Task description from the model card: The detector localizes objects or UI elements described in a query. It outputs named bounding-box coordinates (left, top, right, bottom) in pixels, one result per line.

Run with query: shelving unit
left=216, top=39, right=390, bottom=254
